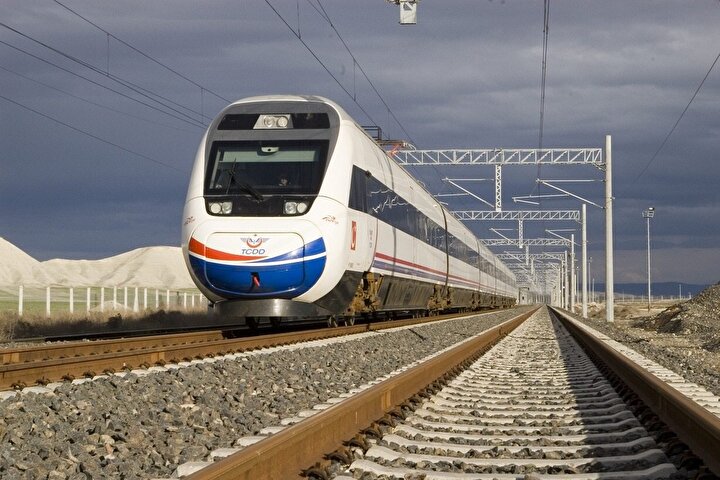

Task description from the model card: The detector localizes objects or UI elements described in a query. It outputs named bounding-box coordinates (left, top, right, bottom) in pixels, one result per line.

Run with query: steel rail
left=0, top=310, right=506, bottom=391
left=0, top=330, right=226, bottom=365
left=187, top=307, right=538, bottom=480
left=552, top=307, right=720, bottom=476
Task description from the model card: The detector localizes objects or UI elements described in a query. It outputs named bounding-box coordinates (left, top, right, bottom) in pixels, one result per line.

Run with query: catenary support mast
left=605, top=135, right=614, bottom=322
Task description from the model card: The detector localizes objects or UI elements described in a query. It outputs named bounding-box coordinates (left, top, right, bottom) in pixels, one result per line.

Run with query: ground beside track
left=0, top=307, right=530, bottom=479
left=568, top=288, right=720, bottom=397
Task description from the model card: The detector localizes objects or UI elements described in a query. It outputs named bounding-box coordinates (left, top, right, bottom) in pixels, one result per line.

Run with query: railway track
left=338, top=307, right=679, bottom=479
left=182, top=306, right=720, bottom=480
left=0, top=310, right=498, bottom=393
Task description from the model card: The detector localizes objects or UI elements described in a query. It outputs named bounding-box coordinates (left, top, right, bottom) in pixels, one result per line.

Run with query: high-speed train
left=182, top=95, right=517, bottom=324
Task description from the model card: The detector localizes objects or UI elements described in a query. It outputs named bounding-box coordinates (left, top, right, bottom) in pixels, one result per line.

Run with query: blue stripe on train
left=256, top=237, right=326, bottom=264
left=189, top=238, right=327, bottom=299
left=371, top=259, right=446, bottom=283
left=371, top=259, right=479, bottom=289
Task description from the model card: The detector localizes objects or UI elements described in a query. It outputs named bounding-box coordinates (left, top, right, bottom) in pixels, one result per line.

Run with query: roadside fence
left=585, top=293, right=692, bottom=303
left=1, top=285, right=207, bottom=317
left=607, top=294, right=692, bottom=303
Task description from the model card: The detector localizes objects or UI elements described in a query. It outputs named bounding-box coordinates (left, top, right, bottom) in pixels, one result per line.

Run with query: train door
left=347, top=209, right=376, bottom=272
left=347, top=158, right=378, bottom=273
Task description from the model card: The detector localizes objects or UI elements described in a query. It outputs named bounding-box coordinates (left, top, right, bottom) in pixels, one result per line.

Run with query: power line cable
left=0, top=38, right=206, bottom=129
left=536, top=0, right=550, bottom=239
left=263, top=0, right=382, bottom=130
left=634, top=49, right=720, bottom=181
left=0, top=63, right=199, bottom=134
left=538, top=0, right=550, bottom=150
left=55, top=0, right=410, bottom=135
left=52, top=0, right=230, bottom=105
left=309, top=0, right=416, bottom=146
left=0, top=93, right=185, bottom=173
left=530, top=0, right=550, bottom=202
left=0, top=22, right=207, bottom=125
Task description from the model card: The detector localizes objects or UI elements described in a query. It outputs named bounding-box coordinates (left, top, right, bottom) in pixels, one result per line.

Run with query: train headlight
left=284, top=201, right=309, bottom=215
left=255, top=114, right=291, bottom=129
left=208, top=201, right=233, bottom=215
left=284, top=201, right=298, bottom=215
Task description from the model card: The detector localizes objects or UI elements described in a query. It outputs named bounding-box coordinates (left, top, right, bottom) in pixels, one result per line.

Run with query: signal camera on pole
left=388, top=0, right=418, bottom=25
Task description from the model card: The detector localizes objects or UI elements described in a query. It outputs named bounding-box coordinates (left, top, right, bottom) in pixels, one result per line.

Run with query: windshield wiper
left=224, top=162, right=238, bottom=195
left=223, top=164, right=264, bottom=202
left=237, top=182, right=264, bottom=202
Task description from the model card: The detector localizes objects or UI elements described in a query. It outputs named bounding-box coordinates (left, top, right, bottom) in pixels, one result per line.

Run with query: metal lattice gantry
left=391, top=137, right=614, bottom=321
left=500, top=252, right=565, bottom=295
left=481, top=238, right=571, bottom=247
left=396, top=147, right=603, bottom=217
left=452, top=210, right=580, bottom=221
left=497, top=252, right=565, bottom=262
left=510, top=262, right=562, bottom=299
left=455, top=210, right=580, bottom=258
left=393, top=148, right=603, bottom=167
left=511, top=265, right=560, bottom=285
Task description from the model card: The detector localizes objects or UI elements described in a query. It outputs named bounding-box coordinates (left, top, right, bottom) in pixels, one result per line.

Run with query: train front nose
left=187, top=232, right=326, bottom=298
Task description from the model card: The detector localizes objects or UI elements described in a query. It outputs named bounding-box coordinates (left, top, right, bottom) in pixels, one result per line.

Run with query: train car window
left=479, top=255, right=490, bottom=275
left=366, top=176, right=391, bottom=217
left=448, top=234, right=469, bottom=263
left=421, top=216, right=431, bottom=245
left=348, top=166, right=368, bottom=212
left=350, top=169, right=483, bottom=266
left=431, top=223, right=446, bottom=251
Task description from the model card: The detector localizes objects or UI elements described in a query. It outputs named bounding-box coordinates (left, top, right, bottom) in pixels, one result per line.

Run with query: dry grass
left=584, top=299, right=680, bottom=322
left=0, top=309, right=211, bottom=342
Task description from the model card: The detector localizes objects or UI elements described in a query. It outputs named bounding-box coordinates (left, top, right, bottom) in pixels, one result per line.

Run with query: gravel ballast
left=0, top=308, right=529, bottom=479
left=566, top=288, right=720, bottom=398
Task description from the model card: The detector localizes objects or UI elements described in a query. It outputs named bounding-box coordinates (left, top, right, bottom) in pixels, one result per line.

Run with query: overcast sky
left=1, top=1, right=719, bottom=286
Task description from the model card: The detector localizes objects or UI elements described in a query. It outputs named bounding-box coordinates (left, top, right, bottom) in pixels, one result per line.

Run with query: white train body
left=182, top=95, right=517, bottom=318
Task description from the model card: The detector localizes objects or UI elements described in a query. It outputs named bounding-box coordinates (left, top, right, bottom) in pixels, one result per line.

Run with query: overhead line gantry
left=391, top=137, right=614, bottom=323
left=393, top=148, right=603, bottom=167
left=481, top=238, right=571, bottom=247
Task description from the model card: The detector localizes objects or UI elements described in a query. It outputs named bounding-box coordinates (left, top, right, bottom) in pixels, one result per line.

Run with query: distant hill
left=596, top=282, right=712, bottom=298
left=0, top=237, right=52, bottom=287
left=0, top=237, right=196, bottom=292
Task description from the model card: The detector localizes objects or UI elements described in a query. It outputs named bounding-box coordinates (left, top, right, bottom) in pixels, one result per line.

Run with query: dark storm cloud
left=1, top=0, right=719, bottom=285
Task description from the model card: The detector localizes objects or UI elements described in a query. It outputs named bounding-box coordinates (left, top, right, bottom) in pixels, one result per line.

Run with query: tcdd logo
left=239, top=236, right=268, bottom=256
left=240, top=248, right=266, bottom=255
left=245, top=236, right=265, bottom=248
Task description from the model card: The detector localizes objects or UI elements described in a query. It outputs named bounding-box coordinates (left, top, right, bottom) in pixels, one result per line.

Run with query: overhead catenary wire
left=309, top=0, right=417, bottom=146
left=0, top=63, right=199, bottom=134
left=0, top=92, right=185, bottom=173
left=532, top=0, right=551, bottom=246
left=538, top=0, right=550, bottom=151
left=530, top=0, right=550, bottom=203
left=0, top=22, right=207, bottom=126
left=0, top=39, right=206, bottom=130
left=52, top=0, right=230, bottom=106
left=634, top=48, right=720, bottom=182
left=263, top=0, right=385, bottom=138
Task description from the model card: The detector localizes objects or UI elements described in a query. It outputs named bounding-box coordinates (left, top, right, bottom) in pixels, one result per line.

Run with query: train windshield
left=205, top=140, right=329, bottom=196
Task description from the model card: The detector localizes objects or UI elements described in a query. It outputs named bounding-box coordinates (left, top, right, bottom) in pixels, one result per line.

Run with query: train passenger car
left=182, top=95, right=517, bottom=323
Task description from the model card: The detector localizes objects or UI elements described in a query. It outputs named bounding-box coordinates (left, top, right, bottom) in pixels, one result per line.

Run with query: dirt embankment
left=634, top=283, right=720, bottom=351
